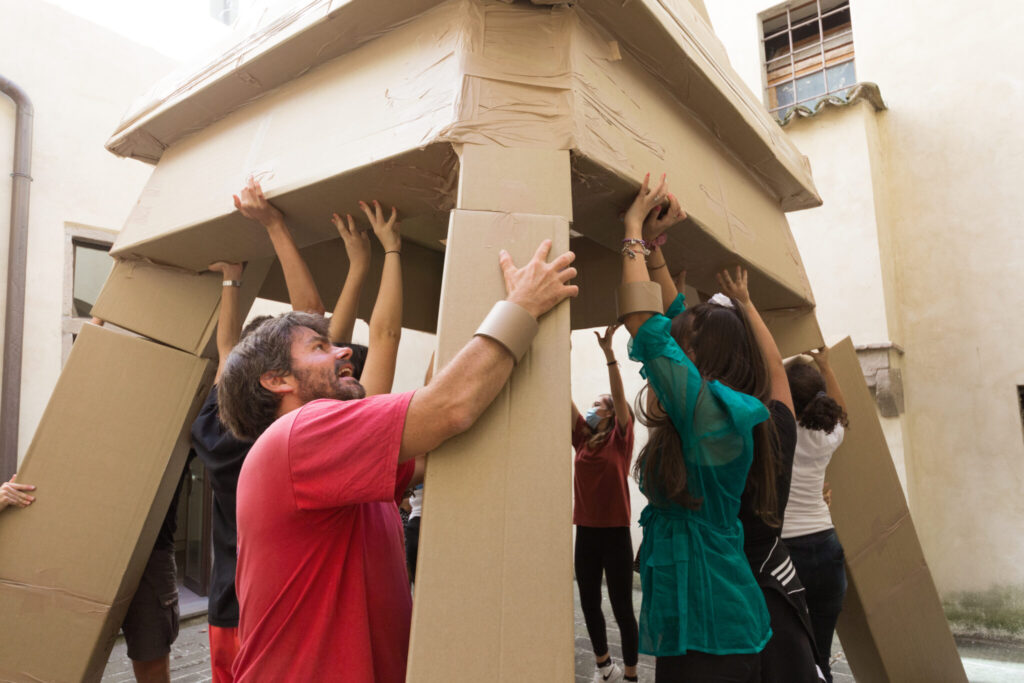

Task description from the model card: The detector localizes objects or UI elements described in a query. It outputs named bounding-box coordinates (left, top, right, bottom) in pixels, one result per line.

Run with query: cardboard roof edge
left=103, top=0, right=819, bottom=210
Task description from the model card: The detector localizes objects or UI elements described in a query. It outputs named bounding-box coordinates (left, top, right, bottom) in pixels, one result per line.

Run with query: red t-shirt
left=233, top=393, right=416, bottom=683
left=572, top=415, right=634, bottom=527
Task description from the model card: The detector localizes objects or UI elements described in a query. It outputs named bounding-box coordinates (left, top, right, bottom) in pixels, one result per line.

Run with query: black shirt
left=738, top=400, right=797, bottom=557
left=190, top=384, right=253, bottom=627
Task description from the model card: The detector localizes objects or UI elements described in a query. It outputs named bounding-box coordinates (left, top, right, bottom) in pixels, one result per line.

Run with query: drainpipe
left=0, top=75, right=33, bottom=480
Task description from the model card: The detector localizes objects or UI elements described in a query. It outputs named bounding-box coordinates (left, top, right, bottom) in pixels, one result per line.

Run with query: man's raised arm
left=397, top=240, right=577, bottom=461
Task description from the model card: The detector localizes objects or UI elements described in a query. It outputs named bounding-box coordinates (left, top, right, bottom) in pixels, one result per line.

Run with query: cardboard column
left=0, top=325, right=212, bottom=682
left=0, top=259, right=272, bottom=681
left=407, top=147, right=574, bottom=682
left=826, top=337, right=966, bottom=682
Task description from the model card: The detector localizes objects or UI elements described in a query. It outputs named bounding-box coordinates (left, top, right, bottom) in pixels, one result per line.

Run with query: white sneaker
left=592, top=661, right=624, bottom=683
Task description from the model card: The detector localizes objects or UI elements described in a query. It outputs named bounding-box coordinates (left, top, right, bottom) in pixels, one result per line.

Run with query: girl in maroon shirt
left=571, top=324, right=639, bottom=683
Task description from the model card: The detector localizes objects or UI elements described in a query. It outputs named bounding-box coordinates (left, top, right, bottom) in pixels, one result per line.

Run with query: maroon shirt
left=572, top=415, right=634, bottom=527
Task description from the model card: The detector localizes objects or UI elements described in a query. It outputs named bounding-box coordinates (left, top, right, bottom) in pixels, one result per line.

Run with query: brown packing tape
left=0, top=325, right=213, bottom=682
left=825, top=337, right=966, bottom=682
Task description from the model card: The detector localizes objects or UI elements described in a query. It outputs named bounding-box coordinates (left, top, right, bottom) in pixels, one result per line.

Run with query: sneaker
left=592, top=661, right=624, bottom=683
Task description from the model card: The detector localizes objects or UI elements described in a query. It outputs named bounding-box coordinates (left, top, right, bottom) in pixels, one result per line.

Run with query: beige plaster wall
left=0, top=0, right=176, bottom=462
left=705, top=0, right=1024, bottom=594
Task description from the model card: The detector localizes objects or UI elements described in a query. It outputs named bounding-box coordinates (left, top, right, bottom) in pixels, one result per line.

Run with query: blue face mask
left=585, top=407, right=603, bottom=430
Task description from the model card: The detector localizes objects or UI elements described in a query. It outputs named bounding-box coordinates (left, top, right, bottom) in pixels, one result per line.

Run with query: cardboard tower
left=0, top=1, right=966, bottom=681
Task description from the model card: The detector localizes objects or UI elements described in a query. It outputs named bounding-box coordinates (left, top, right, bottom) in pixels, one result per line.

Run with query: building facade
left=701, top=0, right=1024, bottom=631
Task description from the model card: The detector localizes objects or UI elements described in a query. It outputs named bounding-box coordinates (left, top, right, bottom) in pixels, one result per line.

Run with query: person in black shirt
left=717, top=268, right=825, bottom=682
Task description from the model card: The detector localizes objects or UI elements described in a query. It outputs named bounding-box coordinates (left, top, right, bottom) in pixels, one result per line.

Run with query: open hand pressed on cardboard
left=233, top=176, right=284, bottom=228
left=0, top=475, right=35, bottom=512
left=716, top=266, right=752, bottom=307
left=499, top=240, right=578, bottom=319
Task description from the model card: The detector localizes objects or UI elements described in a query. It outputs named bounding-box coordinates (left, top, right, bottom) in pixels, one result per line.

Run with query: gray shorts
left=121, top=548, right=179, bottom=662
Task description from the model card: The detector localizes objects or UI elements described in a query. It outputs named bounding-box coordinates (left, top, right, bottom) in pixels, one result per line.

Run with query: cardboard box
left=103, top=0, right=819, bottom=330
left=827, top=337, right=966, bottom=682
left=0, top=324, right=212, bottom=682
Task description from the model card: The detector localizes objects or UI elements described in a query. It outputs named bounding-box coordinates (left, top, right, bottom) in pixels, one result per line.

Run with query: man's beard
left=293, top=364, right=366, bottom=403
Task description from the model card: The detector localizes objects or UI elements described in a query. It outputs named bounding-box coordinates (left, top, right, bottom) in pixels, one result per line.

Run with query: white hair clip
left=708, top=293, right=736, bottom=309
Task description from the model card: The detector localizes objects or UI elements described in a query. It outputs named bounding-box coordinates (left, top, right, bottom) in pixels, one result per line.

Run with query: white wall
left=0, top=0, right=178, bottom=462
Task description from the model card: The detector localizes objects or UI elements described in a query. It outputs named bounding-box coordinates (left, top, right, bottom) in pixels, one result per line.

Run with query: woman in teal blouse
left=619, top=176, right=779, bottom=682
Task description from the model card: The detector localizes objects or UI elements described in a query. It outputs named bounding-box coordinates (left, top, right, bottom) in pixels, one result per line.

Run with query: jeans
left=784, top=528, right=847, bottom=683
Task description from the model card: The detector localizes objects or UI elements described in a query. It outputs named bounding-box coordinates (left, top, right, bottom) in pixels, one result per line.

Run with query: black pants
left=405, top=516, right=421, bottom=584
left=784, top=529, right=846, bottom=683
left=575, top=526, right=639, bottom=667
left=655, top=651, right=760, bottom=683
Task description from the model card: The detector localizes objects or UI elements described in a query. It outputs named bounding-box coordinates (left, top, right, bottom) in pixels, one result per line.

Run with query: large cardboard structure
left=0, top=1, right=963, bottom=681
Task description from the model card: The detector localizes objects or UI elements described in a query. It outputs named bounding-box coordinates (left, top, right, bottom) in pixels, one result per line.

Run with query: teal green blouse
left=628, top=294, right=772, bottom=656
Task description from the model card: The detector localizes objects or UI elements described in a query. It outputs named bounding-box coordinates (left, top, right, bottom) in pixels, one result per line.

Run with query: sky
left=42, top=0, right=237, bottom=61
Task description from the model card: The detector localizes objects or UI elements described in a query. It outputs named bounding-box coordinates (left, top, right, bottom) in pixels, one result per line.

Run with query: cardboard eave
left=104, top=0, right=820, bottom=210
left=105, top=0, right=449, bottom=163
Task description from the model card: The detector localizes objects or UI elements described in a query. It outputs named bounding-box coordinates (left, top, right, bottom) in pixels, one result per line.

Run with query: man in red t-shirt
left=217, top=240, right=577, bottom=683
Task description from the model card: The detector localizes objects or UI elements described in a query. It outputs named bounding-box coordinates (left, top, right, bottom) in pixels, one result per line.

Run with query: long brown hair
left=632, top=300, right=780, bottom=524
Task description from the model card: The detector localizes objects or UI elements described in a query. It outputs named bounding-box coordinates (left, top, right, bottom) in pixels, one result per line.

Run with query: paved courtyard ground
left=102, top=583, right=1024, bottom=682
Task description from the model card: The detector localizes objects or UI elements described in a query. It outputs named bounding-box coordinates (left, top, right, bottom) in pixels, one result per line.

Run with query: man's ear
left=260, top=371, right=296, bottom=395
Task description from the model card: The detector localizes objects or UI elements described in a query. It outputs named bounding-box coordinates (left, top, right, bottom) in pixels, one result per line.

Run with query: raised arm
left=621, top=174, right=669, bottom=337
left=234, top=177, right=325, bottom=315
left=398, top=241, right=577, bottom=461
left=717, top=267, right=793, bottom=413
left=356, top=200, right=403, bottom=397
left=571, top=401, right=582, bottom=431
left=327, top=212, right=370, bottom=344
left=595, top=324, right=631, bottom=429
left=809, top=345, right=847, bottom=417
left=643, top=192, right=687, bottom=313
left=207, top=261, right=243, bottom=384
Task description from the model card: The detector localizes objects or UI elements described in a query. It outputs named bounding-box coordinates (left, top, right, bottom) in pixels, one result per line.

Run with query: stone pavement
left=102, top=582, right=1024, bottom=682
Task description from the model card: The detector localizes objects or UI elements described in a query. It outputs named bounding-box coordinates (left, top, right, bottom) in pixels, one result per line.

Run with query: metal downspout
left=0, top=75, right=33, bottom=480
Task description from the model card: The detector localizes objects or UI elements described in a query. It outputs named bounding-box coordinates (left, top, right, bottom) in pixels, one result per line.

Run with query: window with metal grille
left=761, top=0, right=856, bottom=122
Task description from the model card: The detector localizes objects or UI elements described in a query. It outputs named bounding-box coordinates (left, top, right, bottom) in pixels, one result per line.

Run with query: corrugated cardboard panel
left=0, top=325, right=212, bottom=682
left=762, top=307, right=824, bottom=358
left=91, top=259, right=221, bottom=354
left=257, top=238, right=444, bottom=334
left=457, top=145, right=573, bottom=221
left=827, top=337, right=966, bottom=683
left=407, top=209, right=573, bottom=682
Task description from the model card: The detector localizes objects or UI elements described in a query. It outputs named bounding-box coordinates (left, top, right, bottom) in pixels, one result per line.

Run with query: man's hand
left=332, top=213, right=371, bottom=270
left=208, top=261, right=243, bottom=282
left=716, top=266, right=752, bottom=307
left=0, top=475, right=35, bottom=512
left=595, top=324, right=619, bottom=359
left=499, top=240, right=578, bottom=319
left=642, top=192, right=687, bottom=243
left=809, top=345, right=831, bottom=369
left=233, top=176, right=284, bottom=228
left=358, top=200, right=401, bottom=252
left=624, top=173, right=668, bottom=235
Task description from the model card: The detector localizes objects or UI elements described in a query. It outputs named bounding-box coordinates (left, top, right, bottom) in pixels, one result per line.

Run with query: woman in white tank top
left=781, top=348, right=848, bottom=683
